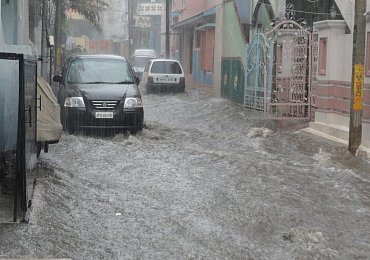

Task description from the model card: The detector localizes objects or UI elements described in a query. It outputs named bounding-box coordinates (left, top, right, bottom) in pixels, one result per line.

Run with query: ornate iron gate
left=245, top=33, right=265, bottom=110
left=264, top=20, right=313, bottom=119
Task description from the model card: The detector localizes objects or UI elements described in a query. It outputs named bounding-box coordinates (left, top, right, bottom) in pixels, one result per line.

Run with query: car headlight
left=124, top=98, right=143, bottom=108
left=64, top=97, right=85, bottom=108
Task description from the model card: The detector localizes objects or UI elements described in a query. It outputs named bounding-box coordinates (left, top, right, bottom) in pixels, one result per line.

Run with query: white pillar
left=0, top=3, right=5, bottom=46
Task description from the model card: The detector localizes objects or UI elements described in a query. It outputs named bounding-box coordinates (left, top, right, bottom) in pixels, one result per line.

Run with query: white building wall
left=315, top=21, right=352, bottom=83
left=361, top=2, right=370, bottom=155
left=0, top=3, right=4, bottom=45
left=308, top=2, right=370, bottom=158
left=0, top=0, right=36, bottom=152
left=334, top=0, right=355, bottom=33
left=17, top=0, right=30, bottom=45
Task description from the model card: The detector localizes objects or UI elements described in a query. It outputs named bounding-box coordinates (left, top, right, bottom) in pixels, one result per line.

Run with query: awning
left=195, top=23, right=216, bottom=31
left=173, top=7, right=216, bottom=29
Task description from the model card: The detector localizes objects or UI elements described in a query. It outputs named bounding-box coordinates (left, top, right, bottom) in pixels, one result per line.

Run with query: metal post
left=54, top=0, right=62, bottom=73
left=41, top=0, right=48, bottom=80
left=49, top=46, right=54, bottom=85
left=128, top=0, right=134, bottom=58
left=165, top=0, right=170, bottom=58
left=348, top=1, right=366, bottom=155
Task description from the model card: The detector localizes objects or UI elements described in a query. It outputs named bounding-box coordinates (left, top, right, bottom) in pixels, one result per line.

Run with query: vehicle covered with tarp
left=37, top=76, right=62, bottom=156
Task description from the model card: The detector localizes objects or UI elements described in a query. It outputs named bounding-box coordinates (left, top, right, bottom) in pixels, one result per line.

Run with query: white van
left=140, top=58, right=185, bottom=93
left=130, top=49, right=157, bottom=78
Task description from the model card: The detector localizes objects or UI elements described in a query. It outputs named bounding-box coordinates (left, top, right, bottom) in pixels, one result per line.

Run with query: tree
left=64, top=0, right=108, bottom=31
left=53, top=0, right=108, bottom=71
left=55, top=0, right=108, bottom=32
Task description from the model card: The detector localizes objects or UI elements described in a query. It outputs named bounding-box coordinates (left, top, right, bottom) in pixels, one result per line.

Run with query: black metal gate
left=0, top=52, right=37, bottom=222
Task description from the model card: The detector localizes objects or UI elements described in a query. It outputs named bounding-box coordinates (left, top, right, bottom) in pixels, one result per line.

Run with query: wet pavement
left=1, top=89, right=370, bottom=259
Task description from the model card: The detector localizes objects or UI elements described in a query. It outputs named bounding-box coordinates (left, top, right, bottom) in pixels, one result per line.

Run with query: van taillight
left=180, top=77, right=185, bottom=84
left=148, top=76, right=154, bottom=84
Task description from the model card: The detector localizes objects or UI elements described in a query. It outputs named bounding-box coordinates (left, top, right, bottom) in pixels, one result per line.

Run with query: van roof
left=132, top=49, right=156, bottom=56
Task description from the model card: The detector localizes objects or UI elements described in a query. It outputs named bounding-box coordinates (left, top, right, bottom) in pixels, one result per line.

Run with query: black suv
left=53, top=54, right=144, bottom=133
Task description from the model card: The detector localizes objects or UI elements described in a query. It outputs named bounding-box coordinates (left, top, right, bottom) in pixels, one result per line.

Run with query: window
left=366, top=32, right=370, bottom=76
left=319, top=38, right=327, bottom=75
left=201, top=29, right=215, bottom=72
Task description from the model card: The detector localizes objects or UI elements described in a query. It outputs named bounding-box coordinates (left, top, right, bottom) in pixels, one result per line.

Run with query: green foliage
left=58, top=0, right=108, bottom=31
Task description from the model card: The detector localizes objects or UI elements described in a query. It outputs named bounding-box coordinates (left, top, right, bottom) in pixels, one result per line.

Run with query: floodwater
left=1, top=89, right=370, bottom=259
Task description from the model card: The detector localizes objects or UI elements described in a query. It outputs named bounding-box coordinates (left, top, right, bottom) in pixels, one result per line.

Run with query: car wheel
left=130, top=124, right=143, bottom=135
left=61, top=108, right=69, bottom=132
left=36, top=142, right=42, bottom=158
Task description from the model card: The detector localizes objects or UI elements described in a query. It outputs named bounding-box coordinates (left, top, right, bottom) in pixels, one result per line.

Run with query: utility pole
left=41, top=0, right=49, bottom=80
left=349, top=1, right=366, bottom=155
left=54, top=0, right=62, bottom=73
left=165, top=0, right=170, bottom=58
left=128, top=0, right=134, bottom=58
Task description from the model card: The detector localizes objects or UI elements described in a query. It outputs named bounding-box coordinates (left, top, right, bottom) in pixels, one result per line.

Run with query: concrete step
left=308, top=121, right=349, bottom=142
left=301, top=123, right=370, bottom=159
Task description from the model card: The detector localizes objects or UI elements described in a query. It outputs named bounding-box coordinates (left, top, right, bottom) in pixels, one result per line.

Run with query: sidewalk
left=301, top=123, right=370, bottom=159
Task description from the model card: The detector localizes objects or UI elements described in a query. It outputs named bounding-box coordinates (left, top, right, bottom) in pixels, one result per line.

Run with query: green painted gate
left=221, top=58, right=245, bottom=104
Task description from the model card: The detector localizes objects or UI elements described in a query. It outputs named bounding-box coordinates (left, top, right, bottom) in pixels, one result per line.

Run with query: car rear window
left=150, top=61, right=183, bottom=74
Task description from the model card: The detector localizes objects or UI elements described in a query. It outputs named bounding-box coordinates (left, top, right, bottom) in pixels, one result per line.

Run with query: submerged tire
left=36, top=142, right=42, bottom=158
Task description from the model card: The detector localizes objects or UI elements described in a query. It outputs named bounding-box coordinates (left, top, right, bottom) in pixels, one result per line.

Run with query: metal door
left=18, top=56, right=38, bottom=217
left=0, top=53, right=37, bottom=222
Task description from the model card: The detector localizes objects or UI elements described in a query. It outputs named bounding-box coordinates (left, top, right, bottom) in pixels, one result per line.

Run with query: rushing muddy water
left=1, top=89, right=369, bottom=259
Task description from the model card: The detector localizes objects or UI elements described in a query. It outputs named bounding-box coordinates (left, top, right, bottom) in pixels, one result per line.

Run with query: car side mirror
left=53, top=75, right=62, bottom=83
left=135, top=76, right=140, bottom=85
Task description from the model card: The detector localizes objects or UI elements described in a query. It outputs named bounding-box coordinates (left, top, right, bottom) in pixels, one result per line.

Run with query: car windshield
left=150, top=61, right=182, bottom=74
left=133, top=56, right=153, bottom=67
left=67, top=58, right=134, bottom=84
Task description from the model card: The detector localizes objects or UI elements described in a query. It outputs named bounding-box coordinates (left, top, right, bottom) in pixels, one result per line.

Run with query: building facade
left=171, top=0, right=223, bottom=91
left=0, top=0, right=38, bottom=153
left=307, top=0, right=370, bottom=157
left=171, top=0, right=370, bottom=158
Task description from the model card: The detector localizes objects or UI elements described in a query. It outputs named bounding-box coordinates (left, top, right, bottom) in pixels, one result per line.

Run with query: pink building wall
left=173, top=0, right=222, bottom=22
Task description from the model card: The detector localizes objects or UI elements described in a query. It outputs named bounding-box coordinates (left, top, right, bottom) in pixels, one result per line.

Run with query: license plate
left=95, top=112, right=113, bottom=119
left=158, top=76, right=176, bottom=83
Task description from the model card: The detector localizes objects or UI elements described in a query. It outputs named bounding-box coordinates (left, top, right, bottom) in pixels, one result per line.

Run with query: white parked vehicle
left=140, top=59, right=185, bottom=94
left=130, top=49, right=157, bottom=78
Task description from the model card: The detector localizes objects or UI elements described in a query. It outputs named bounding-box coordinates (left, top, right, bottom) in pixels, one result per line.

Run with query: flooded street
left=1, top=89, right=370, bottom=259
